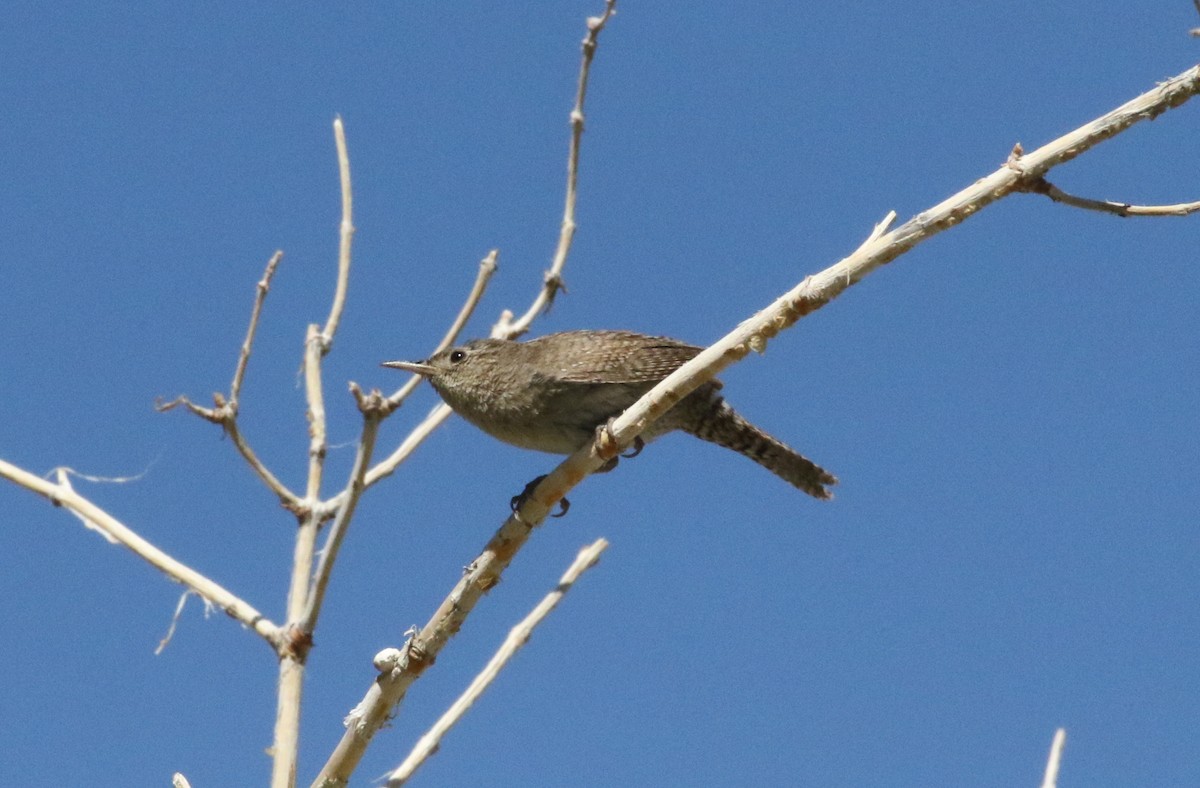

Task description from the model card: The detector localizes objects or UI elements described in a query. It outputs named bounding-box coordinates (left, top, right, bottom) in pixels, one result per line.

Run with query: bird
left=383, top=330, right=837, bottom=502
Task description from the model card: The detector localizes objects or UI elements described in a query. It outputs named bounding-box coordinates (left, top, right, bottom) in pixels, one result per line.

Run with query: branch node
left=542, top=270, right=569, bottom=309
left=155, top=395, right=224, bottom=424
left=373, top=647, right=405, bottom=674
left=280, top=624, right=314, bottom=662
left=1006, top=141, right=1026, bottom=170
left=594, top=419, right=621, bottom=461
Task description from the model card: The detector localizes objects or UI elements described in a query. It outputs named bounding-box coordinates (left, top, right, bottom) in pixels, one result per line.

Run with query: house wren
left=383, top=330, right=836, bottom=499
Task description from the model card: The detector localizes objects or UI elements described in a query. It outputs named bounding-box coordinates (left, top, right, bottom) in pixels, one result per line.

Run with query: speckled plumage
left=386, top=330, right=836, bottom=499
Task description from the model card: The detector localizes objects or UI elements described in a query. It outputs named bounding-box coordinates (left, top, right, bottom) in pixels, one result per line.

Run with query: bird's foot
left=510, top=475, right=569, bottom=518
left=595, top=419, right=644, bottom=465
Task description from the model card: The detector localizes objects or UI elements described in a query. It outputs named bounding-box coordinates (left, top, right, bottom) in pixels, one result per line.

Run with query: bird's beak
left=381, top=360, right=435, bottom=376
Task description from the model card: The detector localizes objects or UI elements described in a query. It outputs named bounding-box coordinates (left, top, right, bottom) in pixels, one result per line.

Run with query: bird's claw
left=622, top=435, right=645, bottom=459
left=510, top=475, right=570, bottom=518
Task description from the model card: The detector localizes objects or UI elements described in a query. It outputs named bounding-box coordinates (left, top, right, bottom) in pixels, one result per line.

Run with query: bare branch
left=156, top=251, right=301, bottom=511
left=518, top=63, right=1200, bottom=522
left=386, top=538, right=609, bottom=786
left=0, top=457, right=281, bottom=647
left=435, top=249, right=500, bottom=353
left=232, top=250, right=283, bottom=405
left=273, top=118, right=357, bottom=785
left=314, top=61, right=1200, bottom=785
left=303, top=324, right=329, bottom=506
left=1020, top=174, right=1200, bottom=216
left=321, top=117, right=355, bottom=351
left=299, top=386, right=386, bottom=635
left=224, top=418, right=299, bottom=509
left=156, top=394, right=298, bottom=509
left=500, top=0, right=617, bottom=338
left=273, top=656, right=305, bottom=788
left=1040, top=728, right=1067, bottom=788
left=155, top=394, right=222, bottom=423
left=272, top=326, right=331, bottom=788
left=272, top=121, right=358, bottom=784
left=316, top=510, right=539, bottom=786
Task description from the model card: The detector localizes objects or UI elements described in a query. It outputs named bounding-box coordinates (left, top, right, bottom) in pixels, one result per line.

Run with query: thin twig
left=158, top=393, right=298, bottom=508
left=156, top=251, right=301, bottom=511
left=1020, top=174, right=1200, bottom=216
left=435, top=249, right=500, bottom=353
left=299, top=386, right=385, bottom=634
left=303, top=324, right=329, bottom=507
left=1040, top=728, right=1067, bottom=788
left=0, top=457, right=281, bottom=647
left=385, top=250, right=499, bottom=412
left=224, top=418, right=299, bottom=508
left=321, top=402, right=453, bottom=517
left=500, top=0, right=616, bottom=339
left=852, top=211, right=897, bottom=253
left=321, top=117, right=355, bottom=351
left=232, top=250, right=283, bottom=406
left=314, top=61, right=1200, bottom=786
left=386, top=539, right=609, bottom=786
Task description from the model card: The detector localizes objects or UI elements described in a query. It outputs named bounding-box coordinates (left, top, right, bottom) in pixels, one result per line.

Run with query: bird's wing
left=552, top=332, right=705, bottom=384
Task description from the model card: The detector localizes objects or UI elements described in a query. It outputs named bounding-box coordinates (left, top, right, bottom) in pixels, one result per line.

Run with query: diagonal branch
left=0, top=458, right=281, bottom=648
left=232, top=250, right=283, bottom=406
left=385, top=538, right=609, bottom=786
left=313, top=59, right=1200, bottom=787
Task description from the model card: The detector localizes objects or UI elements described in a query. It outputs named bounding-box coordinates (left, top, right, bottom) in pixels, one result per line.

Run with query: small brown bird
left=384, top=330, right=836, bottom=500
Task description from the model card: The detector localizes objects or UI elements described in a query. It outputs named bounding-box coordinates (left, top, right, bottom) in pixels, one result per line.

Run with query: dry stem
left=499, top=0, right=616, bottom=338
left=386, top=539, right=609, bottom=786
left=1040, top=728, right=1067, bottom=788
left=321, top=117, right=355, bottom=351
left=299, top=387, right=386, bottom=634
left=0, top=458, right=280, bottom=646
left=1020, top=174, right=1200, bottom=216
left=157, top=251, right=299, bottom=510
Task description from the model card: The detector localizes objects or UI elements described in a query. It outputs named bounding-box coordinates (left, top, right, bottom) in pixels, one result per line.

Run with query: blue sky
left=2, top=2, right=1198, bottom=786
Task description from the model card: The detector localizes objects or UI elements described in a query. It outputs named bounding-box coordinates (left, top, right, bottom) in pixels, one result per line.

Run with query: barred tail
left=686, top=397, right=837, bottom=500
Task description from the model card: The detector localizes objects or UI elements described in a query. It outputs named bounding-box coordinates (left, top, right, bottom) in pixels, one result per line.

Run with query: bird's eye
left=449, top=350, right=466, bottom=363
